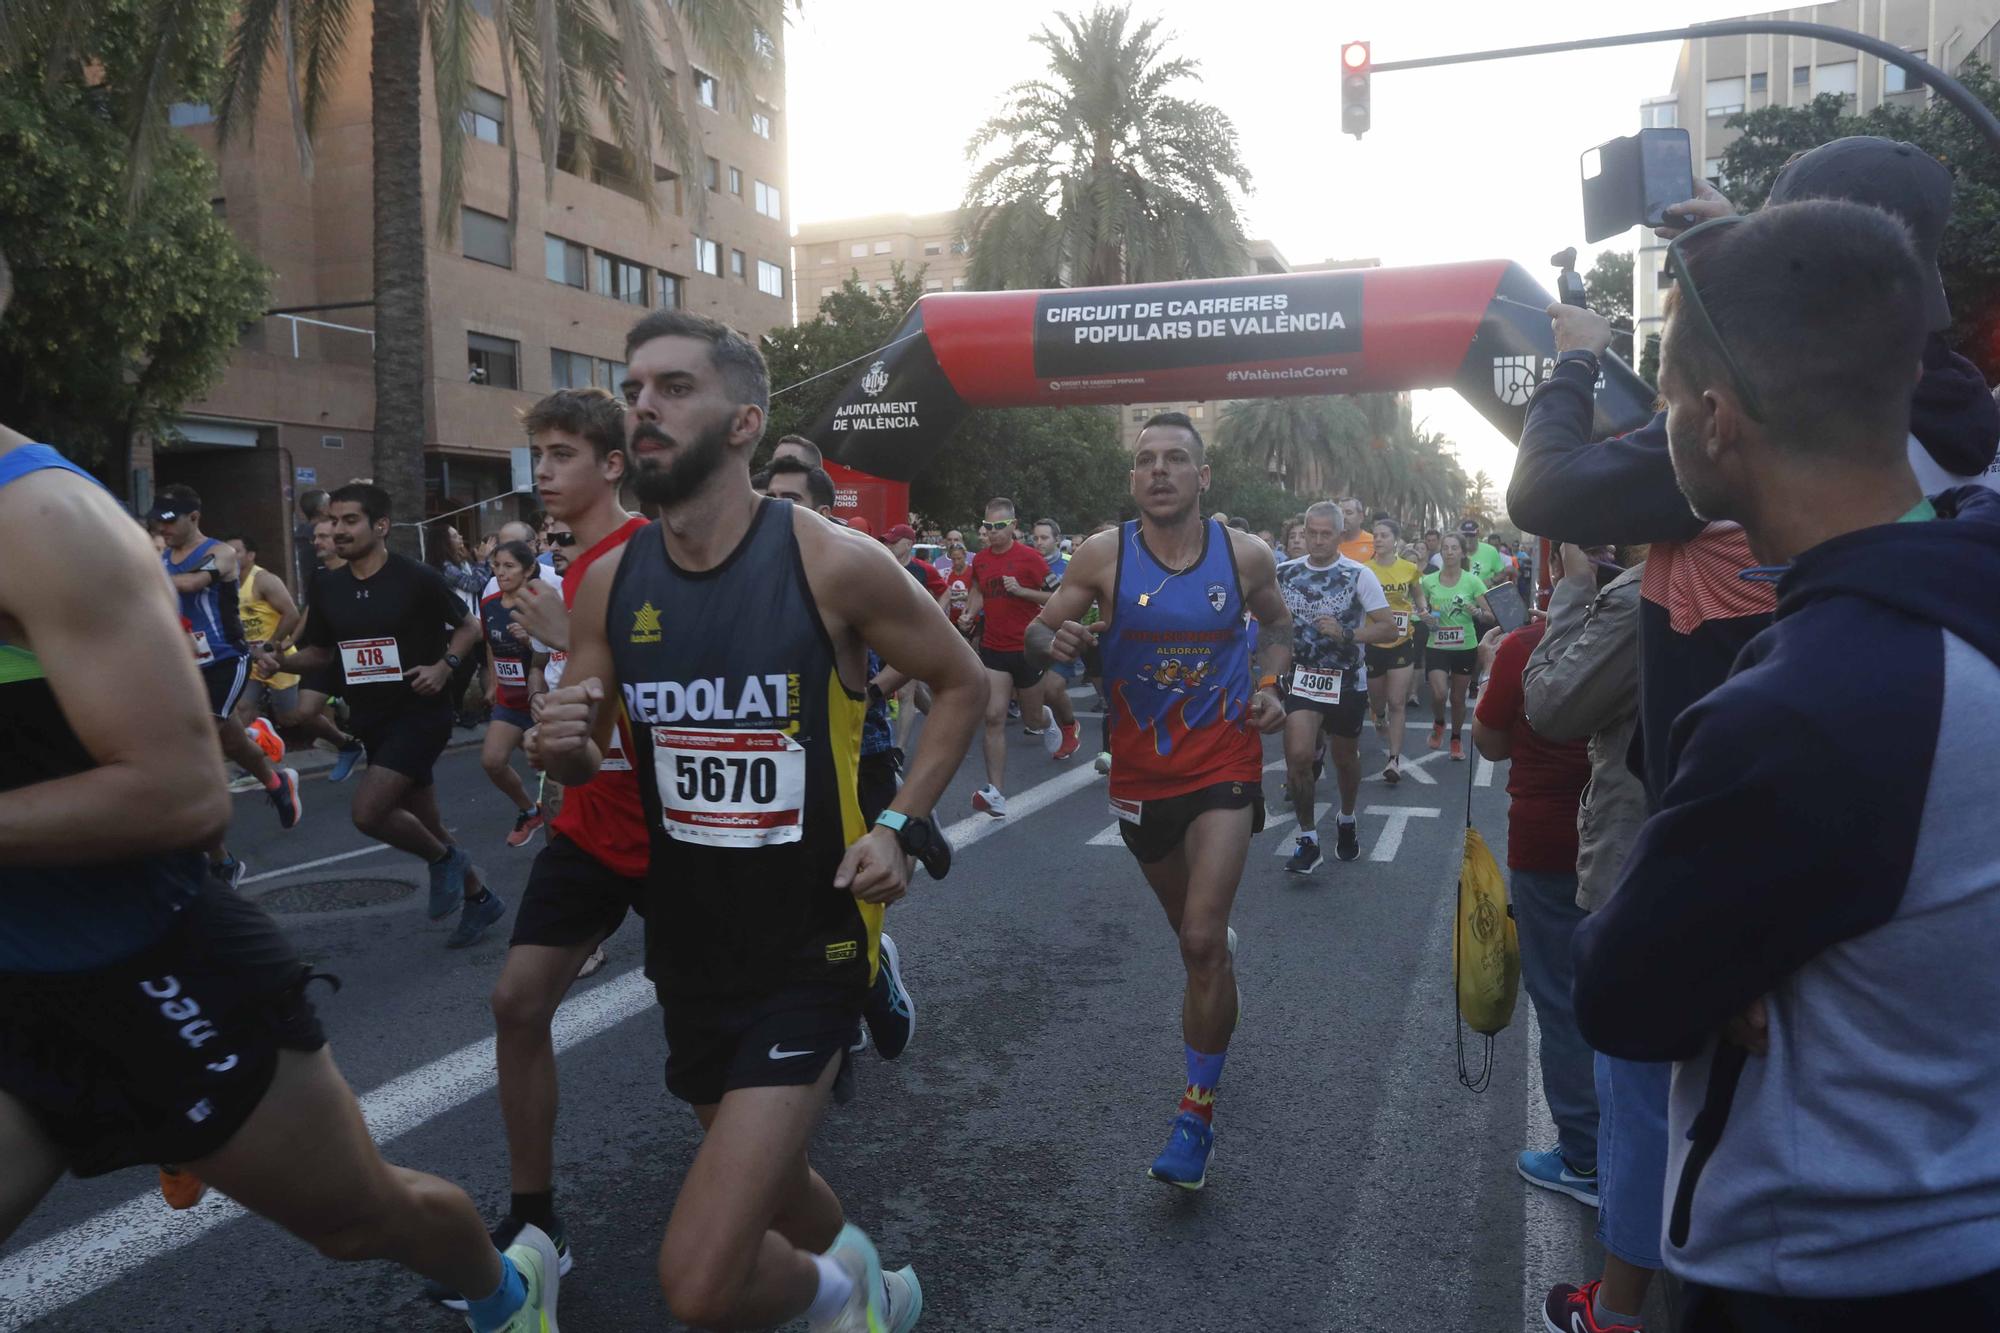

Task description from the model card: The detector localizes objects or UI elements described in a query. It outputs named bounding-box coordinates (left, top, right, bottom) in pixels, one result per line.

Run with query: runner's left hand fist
left=512, top=580, right=570, bottom=647
left=1249, top=688, right=1286, bottom=734
left=834, top=826, right=911, bottom=905
left=1000, top=576, right=1024, bottom=595
left=405, top=660, right=452, bottom=695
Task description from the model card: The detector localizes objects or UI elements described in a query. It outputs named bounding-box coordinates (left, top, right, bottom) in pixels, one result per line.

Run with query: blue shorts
left=1595, top=1052, right=1671, bottom=1268
left=491, top=704, right=534, bottom=730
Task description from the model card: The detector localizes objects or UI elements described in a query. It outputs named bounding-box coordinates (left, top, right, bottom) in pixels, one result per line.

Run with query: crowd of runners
left=4, top=133, right=2000, bottom=1333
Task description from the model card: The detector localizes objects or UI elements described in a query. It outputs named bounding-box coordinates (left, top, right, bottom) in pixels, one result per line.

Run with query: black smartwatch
left=445, top=652, right=463, bottom=670
left=873, top=810, right=952, bottom=880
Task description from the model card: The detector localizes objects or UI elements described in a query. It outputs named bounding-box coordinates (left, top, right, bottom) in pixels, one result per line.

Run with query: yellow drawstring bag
left=1454, top=824, right=1519, bottom=1091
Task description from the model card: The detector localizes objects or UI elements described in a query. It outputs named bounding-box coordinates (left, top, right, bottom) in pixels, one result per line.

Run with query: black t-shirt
left=299, top=552, right=464, bottom=722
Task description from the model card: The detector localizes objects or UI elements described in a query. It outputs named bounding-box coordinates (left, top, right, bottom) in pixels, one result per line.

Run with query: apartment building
left=791, top=210, right=971, bottom=312
left=1631, top=0, right=2000, bottom=350
left=154, top=10, right=791, bottom=576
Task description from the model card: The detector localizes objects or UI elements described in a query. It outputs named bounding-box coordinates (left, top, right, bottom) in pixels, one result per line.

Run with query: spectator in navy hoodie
left=1574, top=198, right=2000, bottom=1329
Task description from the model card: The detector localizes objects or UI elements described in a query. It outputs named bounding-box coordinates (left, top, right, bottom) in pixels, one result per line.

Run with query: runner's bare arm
left=258, top=568, right=305, bottom=645
left=1234, top=531, right=1292, bottom=733
left=532, top=549, right=621, bottom=786
left=510, top=579, right=569, bottom=651
left=1025, top=529, right=1115, bottom=670
left=1353, top=607, right=1400, bottom=645
left=168, top=540, right=236, bottom=593
left=0, top=470, right=230, bottom=862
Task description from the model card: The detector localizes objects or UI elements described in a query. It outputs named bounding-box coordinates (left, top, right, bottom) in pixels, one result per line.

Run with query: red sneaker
left=1428, top=722, right=1445, bottom=751
left=1542, top=1280, right=1644, bottom=1332
left=1449, top=736, right=1464, bottom=761
left=1051, top=722, right=1082, bottom=761
left=507, top=806, right=546, bottom=848
left=159, top=1167, right=208, bottom=1211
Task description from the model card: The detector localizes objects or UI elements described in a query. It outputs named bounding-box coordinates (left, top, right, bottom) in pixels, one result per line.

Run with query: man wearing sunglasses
left=1573, top=198, right=2000, bottom=1331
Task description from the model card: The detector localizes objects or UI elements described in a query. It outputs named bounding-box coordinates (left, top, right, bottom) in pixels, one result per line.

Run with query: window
left=1189, top=405, right=1204, bottom=420
left=694, top=237, right=721, bottom=277
left=461, top=87, right=505, bottom=144
left=544, top=235, right=586, bottom=288
left=1130, top=408, right=1147, bottom=423
left=753, top=180, right=781, bottom=219
left=1749, top=71, right=1767, bottom=94
left=924, top=279, right=943, bottom=291
left=704, top=156, right=720, bottom=191
left=873, top=240, right=891, bottom=255
left=169, top=102, right=215, bottom=127
left=467, top=333, right=519, bottom=389
left=1703, top=157, right=1724, bottom=182
left=750, top=110, right=772, bottom=139
left=1885, top=50, right=1924, bottom=94
left=594, top=251, right=647, bottom=305
left=950, top=276, right=967, bottom=291
left=950, top=239, right=967, bottom=255
left=728, top=166, right=742, bottom=195
left=821, top=286, right=838, bottom=303
left=1703, top=76, right=1745, bottom=117
left=731, top=249, right=746, bottom=280
left=923, top=242, right=943, bottom=256
left=874, top=280, right=892, bottom=295
left=695, top=70, right=717, bottom=109
left=551, top=349, right=626, bottom=392
left=1794, top=64, right=1810, bottom=87
left=461, top=208, right=512, bottom=267
left=757, top=260, right=784, bottom=298
left=849, top=243, right=868, bottom=258
left=1642, top=101, right=1678, bottom=129
left=1816, top=61, right=1857, bottom=98
left=752, top=26, right=776, bottom=61
left=658, top=271, right=684, bottom=308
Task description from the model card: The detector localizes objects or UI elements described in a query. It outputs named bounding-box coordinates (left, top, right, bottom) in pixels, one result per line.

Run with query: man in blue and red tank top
left=150, top=482, right=303, bottom=884
left=1028, top=410, right=1294, bottom=1191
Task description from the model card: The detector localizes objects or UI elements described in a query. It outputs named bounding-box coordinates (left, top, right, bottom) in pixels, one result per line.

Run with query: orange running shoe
left=246, top=716, right=285, bottom=765
left=1428, top=722, right=1445, bottom=751
left=159, top=1166, right=208, bottom=1210
left=1450, top=736, right=1465, bottom=761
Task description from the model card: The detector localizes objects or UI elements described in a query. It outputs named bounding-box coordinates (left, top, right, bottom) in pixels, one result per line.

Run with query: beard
left=1664, top=411, right=1733, bottom=522
left=630, top=416, right=732, bottom=507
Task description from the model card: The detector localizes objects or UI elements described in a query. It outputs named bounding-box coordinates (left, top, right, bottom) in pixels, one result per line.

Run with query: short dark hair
left=1375, top=517, right=1402, bottom=540
left=491, top=539, right=541, bottom=576
left=624, top=309, right=771, bottom=416
left=1668, top=199, right=1929, bottom=453
left=1423, top=528, right=1441, bottom=539
left=521, top=387, right=627, bottom=461
left=228, top=532, right=257, bottom=554
left=1033, top=517, right=1061, bottom=541
left=1137, top=410, right=1205, bottom=459
left=757, top=455, right=836, bottom=510
left=298, top=488, right=329, bottom=518
left=329, top=481, right=392, bottom=525
left=773, top=434, right=823, bottom=467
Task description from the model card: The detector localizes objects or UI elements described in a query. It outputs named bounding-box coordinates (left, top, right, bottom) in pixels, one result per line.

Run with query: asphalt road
left=1, top=699, right=1624, bottom=1332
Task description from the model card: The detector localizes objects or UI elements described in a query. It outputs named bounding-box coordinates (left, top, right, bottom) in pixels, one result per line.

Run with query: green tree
left=960, top=3, right=1251, bottom=289
left=1215, top=396, right=1370, bottom=494
left=1717, top=70, right=2000, bottom=378
left=1585, top=248, right=1635, bottom=364
left=1202, top=443, right=1297, bottom=531
left=0, top=1, right=267, bottom=483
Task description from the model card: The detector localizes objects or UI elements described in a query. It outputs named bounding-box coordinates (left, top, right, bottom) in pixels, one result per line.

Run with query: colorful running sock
left=1179, top=1045, right=1226, bottom=1124
left=511, top=1190, right=554, bottom=1233
left=805, top=1251, right=855, bottom=1323
left=464, top=1253, right=527, bottom=1332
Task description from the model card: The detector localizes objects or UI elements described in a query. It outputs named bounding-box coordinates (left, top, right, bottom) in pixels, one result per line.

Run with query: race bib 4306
left=1292, top=668, right=1343, bottom=704
left=652, top=727, right=805, bottom=847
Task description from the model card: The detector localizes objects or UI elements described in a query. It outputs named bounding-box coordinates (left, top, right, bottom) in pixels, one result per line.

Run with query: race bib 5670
left=651, top=727, right=805, bottom=847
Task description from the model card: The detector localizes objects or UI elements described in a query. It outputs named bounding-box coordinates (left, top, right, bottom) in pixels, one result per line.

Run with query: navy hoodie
left=1573, top=486, right=2000, bottom=1297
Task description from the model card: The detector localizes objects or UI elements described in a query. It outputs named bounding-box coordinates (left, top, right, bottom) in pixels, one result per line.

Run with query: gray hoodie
left=1520, top=566, right=1644, bottom=910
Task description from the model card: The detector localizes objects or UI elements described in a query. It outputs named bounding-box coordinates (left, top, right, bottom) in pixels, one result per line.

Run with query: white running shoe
left=883, top=1265, right=923, bottom=1332
left=971, top=785, right=1007, bottom=817
left=811, top=1224, right=887, bottom=1333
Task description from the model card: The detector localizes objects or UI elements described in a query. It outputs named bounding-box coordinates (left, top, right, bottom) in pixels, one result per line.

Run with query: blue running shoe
left=811, top=1224, right=887, bottom=1333
left=1285, top=836, right=1323, bottom=875
left=446, top=891, right=507, bottom=948
left=883, top=1264, right=923, bottom=1333
left=427, top=846, right=470, bottom=920
left=328, top=742, right=365, bottom=783
left=862, top=933, right=916, bottom=1060
left=1518, top=1145, right=1599, bottom=1208
left=1147, top=1111, right=1214, bottom=1190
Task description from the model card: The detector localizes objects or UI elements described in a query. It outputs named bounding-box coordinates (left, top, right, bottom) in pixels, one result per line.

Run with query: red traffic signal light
left=1341, top=41, right=1371, bottom=138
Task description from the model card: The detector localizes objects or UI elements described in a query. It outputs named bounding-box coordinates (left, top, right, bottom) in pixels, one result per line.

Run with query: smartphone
left=1640, top=129, right=1697, bottom=228
left=1484, top=582, right=1529, bottom=635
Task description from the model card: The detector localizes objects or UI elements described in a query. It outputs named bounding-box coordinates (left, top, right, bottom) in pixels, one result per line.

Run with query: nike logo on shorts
left=768, top=1043, right=813, bottom=1060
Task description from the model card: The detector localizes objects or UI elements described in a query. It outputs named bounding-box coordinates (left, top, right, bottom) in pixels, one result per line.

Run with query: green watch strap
left=874, top=810, right=910, bottom=832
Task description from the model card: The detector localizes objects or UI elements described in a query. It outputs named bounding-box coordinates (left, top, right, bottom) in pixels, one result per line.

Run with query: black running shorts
left=352, top=702, right=453, bottom=787
left=509, top=832, right=643, bottom=951
left=1115, top=779, right=1265, bottom=866
left=0, top=876, right=327, bottom=1177
left=1285, top=675, right=1369, bottom=740
left=659, top=981, right=863, bottom=1108
left=977, top=645, right=1046, bottom=690
left=200, top=657, right=250, bottom=721
left=857, top=749, right=903, bottom=827
left=1365, top=641, right=1416, bottom=675
left=1429, top=647, right=1480, bottom=678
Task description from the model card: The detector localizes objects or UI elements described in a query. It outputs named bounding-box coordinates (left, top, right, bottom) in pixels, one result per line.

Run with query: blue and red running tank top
left=163, top=536, right=243, bottom=666
left=1101, top=518, right=1262, bottom=802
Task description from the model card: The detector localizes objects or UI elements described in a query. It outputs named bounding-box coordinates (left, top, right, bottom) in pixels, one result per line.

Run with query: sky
left=782, top=0, right=1761, bottom=500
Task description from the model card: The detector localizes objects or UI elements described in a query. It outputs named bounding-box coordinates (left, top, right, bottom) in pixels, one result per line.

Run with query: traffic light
left=1341, top=41, right=1371, bottom=139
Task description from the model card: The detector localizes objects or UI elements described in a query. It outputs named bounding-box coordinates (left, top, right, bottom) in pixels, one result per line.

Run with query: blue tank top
left=1099, top=519, right=1263, bottom=801
left=164, top=536, right=242, bottom=664
left=0, top=445, right=205, bottom=973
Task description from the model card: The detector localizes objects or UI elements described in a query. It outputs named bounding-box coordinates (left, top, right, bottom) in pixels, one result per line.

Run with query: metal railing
left=272, top=312, right=375, bottom=359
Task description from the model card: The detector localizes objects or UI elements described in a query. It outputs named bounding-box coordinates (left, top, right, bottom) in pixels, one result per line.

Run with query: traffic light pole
left=1371, top=20, right=2000, bottom=153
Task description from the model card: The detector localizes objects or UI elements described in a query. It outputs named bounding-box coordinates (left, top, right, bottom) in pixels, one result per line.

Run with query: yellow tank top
left=1368, top=557, right=1423, bottom=647
left=239, top=563, right=299, bottom=688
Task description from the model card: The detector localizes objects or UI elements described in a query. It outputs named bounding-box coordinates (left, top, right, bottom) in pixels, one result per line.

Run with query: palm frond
left=427, top=0, right=479, bottom=241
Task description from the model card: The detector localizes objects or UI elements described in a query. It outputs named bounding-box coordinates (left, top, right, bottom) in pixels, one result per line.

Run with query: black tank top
left=607, top=499, right=874, bottom=1000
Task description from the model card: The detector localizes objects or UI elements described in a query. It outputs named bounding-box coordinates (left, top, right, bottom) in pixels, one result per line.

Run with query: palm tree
left=4, top=0, right=785, bottom=546
left=961, top=3, right=1251, bottom=290
left=1215, top=397, right=1370, bottom=496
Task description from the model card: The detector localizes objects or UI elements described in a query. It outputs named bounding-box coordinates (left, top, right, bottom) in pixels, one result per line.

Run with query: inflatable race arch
left=809, top=261, right=1658, bottom=484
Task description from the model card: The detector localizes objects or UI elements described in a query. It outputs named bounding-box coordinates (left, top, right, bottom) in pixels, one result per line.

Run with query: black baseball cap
left=1458, top=519, right=1480, bottom=536
left=1766, top=136, right=1953, bottom=330
left=146, top=483, right=201, bottom=523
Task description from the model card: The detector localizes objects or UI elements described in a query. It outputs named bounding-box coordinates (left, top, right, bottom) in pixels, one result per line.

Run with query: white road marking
left=0, top=968, right=658, bottom=1331
left=1475, top=757, right=1496, bottom=788
left=1087, top=822, right=1124, bottom=846
left=930, top=762, right=1104, bottom=862
left=1378, top=748, right=1448, bottom=786
left=237, top=843, right=392, bottom=886
left=1366, top=805, right=1441, bottom=862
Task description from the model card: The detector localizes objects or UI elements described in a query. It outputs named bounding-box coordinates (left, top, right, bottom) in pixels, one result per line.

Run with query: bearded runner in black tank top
left=609, top=496, right=873, bottom=1001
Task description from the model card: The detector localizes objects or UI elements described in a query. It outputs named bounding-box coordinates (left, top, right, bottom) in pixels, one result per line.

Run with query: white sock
left=1299, top=829, right=1318, bottom=844
left=806, top=1253, right=854, bottom=1324
left=1338, top=812, right=1356, bottom=827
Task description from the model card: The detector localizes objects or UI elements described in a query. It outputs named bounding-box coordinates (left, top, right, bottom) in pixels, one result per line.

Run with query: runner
left=480, top=540, right=551, bottom=848
left=1459, top=518, right=1510, bottom=589
left=299, top=517, right=369, bottom=783
left=149, top=484, right=302, bottom=887
left=536, top=309, right=985, bottom=1332
left=1419, top=533, right=1494, bottom=761
left=225, top=532, right=363, bottom=766
left=1027, top=410, right=1293, bottom=1190
left=0, top=421, right=557, bottom=1332
left=960, top=497, right=1080, bottom=816
left=262, top=483, right=501, bottom=947
left=1018, top=516, right=1085, bottom=758
left=1364, top=519, right=1428, bottom=784
left=1276, top=502, right=1397, bottom=872
left=1336, top=497, right=1375, bottom=563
